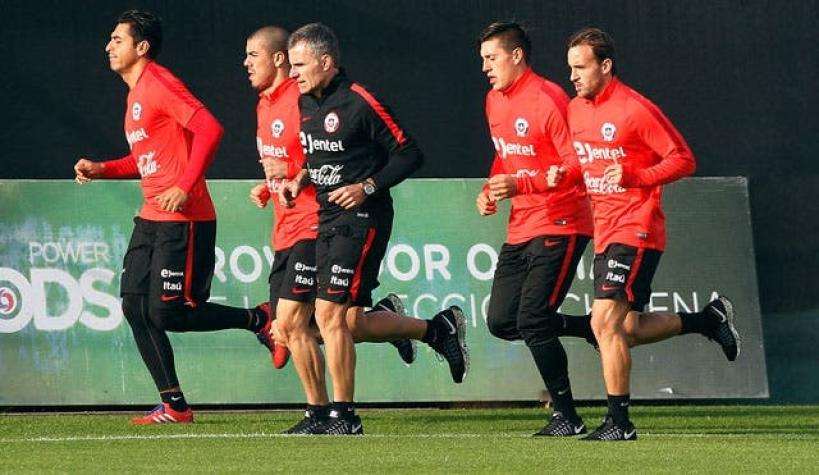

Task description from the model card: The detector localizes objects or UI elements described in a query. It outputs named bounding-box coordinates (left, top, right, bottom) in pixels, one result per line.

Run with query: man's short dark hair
left=479, top=22, right=532, bottom=63
left=249, top=25, right=291, bottom=55
left=116, top=10, right=163, bottom=59
left=567, top=27, right=617, bottom=75
left=288, top=23, right=340, bottom=65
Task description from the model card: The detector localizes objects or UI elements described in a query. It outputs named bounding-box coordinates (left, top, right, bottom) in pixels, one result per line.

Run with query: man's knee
left=518, top=310, right=562, bottom=347
left=486, top=310, right=520, bottom=341
left=591, top=299, right=628, bottom=339
left=122, top=294, right=146, bottom=327
left=148, top=300, right=188, bottom=332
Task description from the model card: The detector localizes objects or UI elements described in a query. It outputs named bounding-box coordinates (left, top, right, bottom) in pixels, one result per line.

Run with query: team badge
left=601, top=122, right=616, bottom=142
left=324, top=112, right=340, bottom=133
left=132, top=102, right=142, bottom=121
left=271, top=119, right=284, bottom=138
left=514, top=117, right=529, bottom=137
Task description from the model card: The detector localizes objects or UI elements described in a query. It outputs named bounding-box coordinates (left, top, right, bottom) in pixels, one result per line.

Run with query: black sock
left=331, top=402, right=356, bottom=420
left=161, top=391, right=188, bottom=412
left=421, top=320, right=437, bottom=344
left=248, top=307, right=266, bottom=333
left=306, top=404, right=330, bottom=419
left=528, top=339, right=580, bottom=423
left=607, top=394, right=630, bottom=427
left=679, top=311, right=714, bottom=335
left=557, top=313, right=595, bottom=342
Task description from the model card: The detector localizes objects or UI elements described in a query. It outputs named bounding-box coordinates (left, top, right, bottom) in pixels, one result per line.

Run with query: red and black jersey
left=122, top=62, right=216, bottom=222
left=298, top=70, right=423, bottom=224
left=485, top=68, right=593, bottom=244
left=256, top=78, right=319, bottom=251
left=567, top=77, right=696, bottom=252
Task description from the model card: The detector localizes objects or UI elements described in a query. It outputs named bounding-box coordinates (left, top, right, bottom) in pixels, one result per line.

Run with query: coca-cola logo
left=309, top=164, right=344, bottom=186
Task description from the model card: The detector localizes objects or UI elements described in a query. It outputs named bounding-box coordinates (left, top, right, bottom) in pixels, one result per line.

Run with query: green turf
left=2, top=406, right=818, bottom=473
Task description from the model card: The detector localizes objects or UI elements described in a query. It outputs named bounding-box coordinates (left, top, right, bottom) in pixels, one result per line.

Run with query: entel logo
left=126, top=128, right=150, bottom=147
left=491, top=136, right=535, bottom=159
left=257, top=137, right=290, bottom=159
left=300, top=132, right=345, bottom=155
left=573, top=141, right=627, bottom=165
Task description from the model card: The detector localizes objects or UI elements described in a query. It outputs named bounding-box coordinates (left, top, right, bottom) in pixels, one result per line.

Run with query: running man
left=73, top=10, right=281, bottom=425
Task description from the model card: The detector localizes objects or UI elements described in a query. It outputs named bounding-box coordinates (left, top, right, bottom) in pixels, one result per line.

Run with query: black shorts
left=316, top=209, right=392, bottom=308
left=593, top=243, right=662, bottom=311
left=487, top=234, right=590, bottom=342
left=268, top=239, right=317, bottom=310
left=120, top=217, right=216, bottom=308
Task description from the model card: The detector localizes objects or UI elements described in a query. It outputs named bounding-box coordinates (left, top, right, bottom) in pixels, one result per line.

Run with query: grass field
left=2, top=405, right=818, bottom=473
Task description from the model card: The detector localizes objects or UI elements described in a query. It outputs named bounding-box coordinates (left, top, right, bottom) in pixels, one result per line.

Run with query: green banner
left=0, top=178, right=767, bottom=405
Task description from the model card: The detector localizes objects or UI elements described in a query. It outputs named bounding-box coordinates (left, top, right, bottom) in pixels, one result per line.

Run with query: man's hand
left=487, top=174, right=517, bottom=201
left=73, top=159, right=104, bottom=184
left=603, top=162, right=623, bottom=186
left=278, top=179, right=300, bottom=208
left=547, top=165, right=566, bottom=188
left=328, top=183, right=366, bottom=210
left=476, top=190, right=497, bottom=216
left=260, top=158, right=288, bottom=180
left=156, top=186, right=188, bottom=212
left=250, top=183, right=271, bottom=208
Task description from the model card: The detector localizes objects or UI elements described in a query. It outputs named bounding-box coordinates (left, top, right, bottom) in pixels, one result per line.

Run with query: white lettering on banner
left=491, top=136, right=536, bottom=159
left=229, top=246, right=263, bottom=284
left=423, top=244, right=451, bottom=281
left=573, top=141, right=627, bottom=165
left=126, top=128, right=149, bottom=147
left=386, top=244, right=420, bottom=282
left=0, top=267, right=121, bottom=333
left=29, top=241, right=111, bottom=265
left=466, top=244, right=497, bottom=281
left=300, top=132, right=345, bottom=155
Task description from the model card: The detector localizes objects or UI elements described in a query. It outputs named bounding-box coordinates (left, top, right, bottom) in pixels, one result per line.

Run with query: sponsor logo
left=544, top=239, right=562, bottom=247
left=440, top=315, right=457, bottom=335
left=331, top=265, right=354, bottom=275
left=601, top=122, right=616, bottom=142
left=329, top=275, right=349, bottom=286
left=601, top=284, right=620, bottom=292
left=271, top=119, right=285, bottom=138
left=160, top=294, right=180, bottom=302
left=291, top=287, right=312, bottom=294
left=301, top=116, right=312, bottom=122
left=300, top=132, right=345, bottom=155
left=327, top=288, right=346, bottom=294
left=583, top=171, right=626, bottom=194
left=132, top=102, right=142, bottom=121
left=351, top=423, right=362, bottom=433
left=308, top=164, right=344, bottom=186
left=160, top=269, right=184, bottom=278
left=605, top=272, right=626, bottom=283
left=293, top=262, right=317, bottom=273
left=294, top=274, right=314, bottom=286
left=126, top=128, right=150, bottom=147
left=170, top=395, right=182, bottom=401
left=491, top=136, right=535, bottom=159
left=514, top=117, right=529, bottom=137
left=0, top=287, right=18, bottom=315
left=607, top=260, right=631, bottom=271
left=162, top=281, right=182, bottom=291
left=137, top=151, right=158, bottom=177
left=573, top=141, right=627, bottom=165
left=624, top=429, right=636, bottom=439
left=257, top=137, right=290, bottom=159
left=324, top=112, right=341, bottom=133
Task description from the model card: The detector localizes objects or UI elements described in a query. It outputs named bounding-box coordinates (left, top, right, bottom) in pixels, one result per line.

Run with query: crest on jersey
left=132, top=102, right=142, bottom=121
left=601, top=122, right=616, bottom=142
left=324, top=112, right=341, bottom=133
left=514, top=117, right=529, bottom=137
left=271, top=119, right=285, bottom=138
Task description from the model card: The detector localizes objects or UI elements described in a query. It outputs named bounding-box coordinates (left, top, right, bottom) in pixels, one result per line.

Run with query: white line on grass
left=2, top=432, right=815, bottom=443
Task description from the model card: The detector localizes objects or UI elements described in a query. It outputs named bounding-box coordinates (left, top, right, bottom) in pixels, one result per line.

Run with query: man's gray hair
left=288, top=23, right=340, bottom=64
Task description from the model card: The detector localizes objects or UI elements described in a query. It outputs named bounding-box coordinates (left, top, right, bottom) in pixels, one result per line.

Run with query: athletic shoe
left=428, top=306, right=469, bottom=383
left=316, top=414, right=364, bottom=435
left=129, top=403, right=193, bottom=425
left=283, top=410, right=329, bottom=435
left=254, top=302, right=291, bottom=369
left=703, top=296, right=741, bottom=361
left=582, top=416, right=637, bottom=441
left=533, top=412, right=587, bottom=437
left=372, top=293, right=417, bottom=365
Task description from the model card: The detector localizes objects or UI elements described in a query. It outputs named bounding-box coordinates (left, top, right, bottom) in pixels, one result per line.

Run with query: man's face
left=288, top=42, right=331, bottom=95
left=568, top=44, right=611, bottom=99
left=480, top=38, right=523, bottom=91
left=244, top=36, right=277, bottom=92
left=105, top=23, right=142, bottom=74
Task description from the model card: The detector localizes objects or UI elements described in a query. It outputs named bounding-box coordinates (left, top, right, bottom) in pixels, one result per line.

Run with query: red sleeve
left=621, top=99, right=696, bottom=188
left=176, top=108, right=224, bottom=192
left=101, top=154, right=139, bottom=178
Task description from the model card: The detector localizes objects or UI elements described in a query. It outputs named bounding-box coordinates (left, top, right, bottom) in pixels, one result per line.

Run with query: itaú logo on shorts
left=573, top=141, right=627, bottom=165
left=300, top=132, right=345, bottom=155
left=0, top=267, right=122, bottom=333
left=491, top=136, right=535, bottom=159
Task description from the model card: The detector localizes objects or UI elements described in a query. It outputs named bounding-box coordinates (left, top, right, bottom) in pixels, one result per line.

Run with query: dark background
left=1, top=0, right=817, bottom=402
